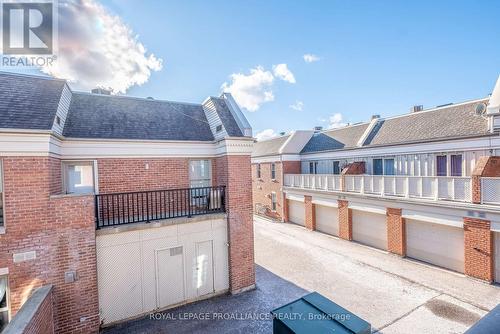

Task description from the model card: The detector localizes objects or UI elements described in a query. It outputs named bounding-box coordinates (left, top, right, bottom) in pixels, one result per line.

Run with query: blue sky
left=11, top=0, right=500, bottom=139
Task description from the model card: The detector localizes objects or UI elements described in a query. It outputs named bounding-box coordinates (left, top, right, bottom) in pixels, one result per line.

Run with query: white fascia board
left=221, top=93, right=253, bottom=137
left=301, top=135, right=500, bottom=161
left=487, top=75, right=500, bottom=115
left=282, top=154, right=302, bottom=161
left=286, top=194, right=304, bottom=202
left=402, top=209, right=463, bottom=228
left=349, top=203, right=386, bottom=215
left=215, top=138, right=254, bottom=156
left=251, top=155, right=281, bottom=163
left=357, top=118, right=380, bottom=147
left=312, top=197, right=338, bottom=207
left=0, top=132, right=55, bottom=156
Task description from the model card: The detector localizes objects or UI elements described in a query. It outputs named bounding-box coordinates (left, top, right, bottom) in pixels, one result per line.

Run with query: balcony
left=95, top=186, right=226, bottom=229
left=283, top=174, right=500, bottom=204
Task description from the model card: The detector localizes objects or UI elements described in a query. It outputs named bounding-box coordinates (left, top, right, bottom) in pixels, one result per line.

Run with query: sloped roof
left=301, top=123, right=369, bottom=153
left=0, top=72, right=65, bottom=130
left=364, top=99, right=490, bottom=146
left=64, top=93, right=215, bottom=141
left=208, top=97, right=243, bottom=137
left=252, top=135, right=290, bottom=157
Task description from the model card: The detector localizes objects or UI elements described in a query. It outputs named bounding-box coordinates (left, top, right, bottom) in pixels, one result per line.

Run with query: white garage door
left=288, top=200, right=305, bottom=226
left=495, top=232, right=500, bottom=283
left=352, top=210, right=387, bottom=250
left=406, top=219, right=464, bottom=273
left=315, top=205, right=339, bottom=236
left=96, top=218, right=229, bottom=325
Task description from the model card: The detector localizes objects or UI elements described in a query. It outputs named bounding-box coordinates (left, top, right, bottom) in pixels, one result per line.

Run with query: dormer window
left=55, top=116, right=61, bottom=125
left=216, top=124, right=223, bottom=133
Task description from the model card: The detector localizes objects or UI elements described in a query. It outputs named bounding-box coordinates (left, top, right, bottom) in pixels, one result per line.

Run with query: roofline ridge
left=72, top=91, right=203, bottom=106
left=0, top=70, right=66, bottom=82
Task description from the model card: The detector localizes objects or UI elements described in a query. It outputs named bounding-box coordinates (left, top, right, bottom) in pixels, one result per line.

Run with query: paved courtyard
left=103, top=217, right=500, bottom=333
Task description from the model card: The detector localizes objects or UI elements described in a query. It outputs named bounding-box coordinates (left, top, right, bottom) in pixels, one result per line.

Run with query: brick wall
left=341, top=161, right=365, bottom=175
left=0, top=157, right=99, bottom=334
left=386, top=208, right=406, bottom=256
left=251, top=160, right=300, bottom=221
left=23, top=286, right=54, bottom=334
left=471, top=156, right=500, bottom=203
left=304, top=196, right=315, bottom=230
left=464, top=217, right=493, bottom=282
left=338, top=200, right=352, bottom=240
left=216, top=155, right=255, bottom=293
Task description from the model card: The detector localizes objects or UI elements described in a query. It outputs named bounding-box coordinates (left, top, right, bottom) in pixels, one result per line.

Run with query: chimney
left=91, top=88, right=112, bottom=95
left=313, top=126, right=323, bottom=132
left=410, top=105, right=423, bottom=113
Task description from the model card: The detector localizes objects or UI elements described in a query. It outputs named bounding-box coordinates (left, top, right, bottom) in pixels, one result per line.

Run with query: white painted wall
left=406, top=219, right=464, bottom=273
left=96, top=218, right=229, bottom=325
left=352, top=210, right=388, bottom=250
left=315, top=205, right=339, bottom=236
left=495, top=232, right=500, bottom=283
left=288, top=200, right=305, bottom=226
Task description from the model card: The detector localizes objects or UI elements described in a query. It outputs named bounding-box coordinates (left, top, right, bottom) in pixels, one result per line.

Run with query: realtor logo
left=2, top=2, right=53, bottom=54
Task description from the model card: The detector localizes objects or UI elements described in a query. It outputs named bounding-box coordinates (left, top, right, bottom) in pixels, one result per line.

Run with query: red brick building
left=0, top=72, right=255, bottom=333
left=252, top=76, right=500, bottom=285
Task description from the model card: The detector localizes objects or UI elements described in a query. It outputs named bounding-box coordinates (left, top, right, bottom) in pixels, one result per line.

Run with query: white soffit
left=286, top=194, right=304, bottom=202
left=312, top=198, right=338, bottom=208
left=349, top=203, right=386, bottom=215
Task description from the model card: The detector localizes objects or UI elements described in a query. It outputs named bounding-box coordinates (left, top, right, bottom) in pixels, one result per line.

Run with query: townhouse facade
left=252, top=76, right=500, bottom=284
left=0, top=72, right=255, bottom=333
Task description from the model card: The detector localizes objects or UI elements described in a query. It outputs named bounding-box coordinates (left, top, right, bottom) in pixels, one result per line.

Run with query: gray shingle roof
left=64, top=93, right=215, bottom=141
left=0, top=72, right=65, bottom=130
left=252, top=135, right=290, bottom=157
left=364, top=99, right=490, bottom=146
left=209, top=97, right=243, bottom=137
left=301, top=123, right=369, bottom=153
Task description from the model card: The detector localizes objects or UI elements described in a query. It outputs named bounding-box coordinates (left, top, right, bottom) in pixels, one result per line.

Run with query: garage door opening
left=352, top=209, right=388, bottom=251
left=288, top=200, right=305, bottom=226
left=315, top=205, right=339, bottom=236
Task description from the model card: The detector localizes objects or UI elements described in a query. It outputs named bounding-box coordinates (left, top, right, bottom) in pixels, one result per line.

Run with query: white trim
left=0, top=267, right=8, bottom=275
left=251, top=154, right=300, bottom=164
left=357, top=118, right=379, bottom=147
left=402, top=210, right=463, bottom=228
left=312, top=197, right=338, bottom=207
left=286, top=194, right=304, bottom=202
left=349, top=203, right=386, bottom=215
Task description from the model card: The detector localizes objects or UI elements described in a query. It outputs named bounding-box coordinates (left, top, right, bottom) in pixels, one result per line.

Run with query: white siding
left=202, top=98, right=227, bottom=140
left=495, top=232, right=500, bottom=283
left=406, top=219, right=464, bottom=273
left=352, top=210, right=387, bottom=250
left=51, top=84, right=72, bottom=136
left=96, top=218, right=229, bottom=325
left=315, top=205, right=339, bottom=236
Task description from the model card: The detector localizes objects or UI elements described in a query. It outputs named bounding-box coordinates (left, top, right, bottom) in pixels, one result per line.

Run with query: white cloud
left=41, top=0, right=163, bottom=93
left=255, top=129, right=278, bottom=141
left=303, top=54, right=320, bottom=63
left=272, top=63, right=296, bottom=83
left=289, top=100, right=304, bottom=111
left=328, top=113, right=347, bottom=129
left=221, top=66, right=275, bottom=112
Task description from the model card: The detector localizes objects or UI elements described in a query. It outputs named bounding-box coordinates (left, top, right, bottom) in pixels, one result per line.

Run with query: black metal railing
left=95, top=186, right=225, bottom=229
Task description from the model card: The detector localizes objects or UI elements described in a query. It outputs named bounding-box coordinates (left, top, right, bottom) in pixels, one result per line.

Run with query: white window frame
left=0, top=160, right=5, bottom=232
left=271, top=192, right=277, bottom=211
left=271, top=163, right=276, bottom=180
left=256, top=164, right=261, bottom=179
left=189, top=159, right=212, bottom=188
left=0, top=273, right=9, bottom=331
left=62, top=160, right=98, bottom=195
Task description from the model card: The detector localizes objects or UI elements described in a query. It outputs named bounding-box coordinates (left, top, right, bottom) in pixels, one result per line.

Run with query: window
left=309, top=162, right=318, bottom=174
left=450, top=154, right=463, bottom=176
left=0, top=276, right=8, bottom=331
left=333, top=161, right=340, bottom=175
left=271, top=192, right=277, bottom=211
left=189, top=160, right=212, bottom=188
left=373, top=159, right=383, bottom=175
left=436, top=155, right=447, bottom=176
left=0, top=161, right=4, bottom=228
left=384, top=159, right=395, bottom=175
left=271, top=163, right=276, bottom=180
left=215, top=124, right=223, bottom=133
left=63, top=161, right=96, bottom=194
left=256, top=164, right=261, bottom=179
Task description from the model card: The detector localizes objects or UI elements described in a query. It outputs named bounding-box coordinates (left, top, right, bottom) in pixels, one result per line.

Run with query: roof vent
left=313, top=126, right=323, bottom=132
left=475, top=102, right=487, bottom=115
left=436, top=103, right=453, bottom=108
left=279, top=131, right=286, bottom=136
left=146, top=96, right=154, bottom=100
left=91, top=88, right=112, bottom=95
left=410, top=105, right=423, bottom=113
left=371, top=114, right=380, bottom=120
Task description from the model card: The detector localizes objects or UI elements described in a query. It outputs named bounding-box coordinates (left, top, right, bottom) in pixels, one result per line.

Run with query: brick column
left=471, top=176, right=481, bottom=204
left=338, top=200, right=352, bottom=240
left=283, top=196, right=289, bottom=222
left=464, top=217, right=494, bottom=282
left=304, top=195, right=316, bottom=231
left=215, top=154, right=256, bottom=293
left=386, top=208, right=406, bottom=256
left=471, top=156, right=500, bottom=204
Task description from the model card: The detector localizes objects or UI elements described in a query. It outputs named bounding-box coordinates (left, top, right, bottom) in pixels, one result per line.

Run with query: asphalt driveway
left=254, top=217, right=500, bottom=333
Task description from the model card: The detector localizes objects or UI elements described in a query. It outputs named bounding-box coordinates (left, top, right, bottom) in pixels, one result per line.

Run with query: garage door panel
left=288, top=200, right=305, bottom=226
left=315, top=205, right=339, bottom=236
left=494, top=233, right=500, bottom=283
left=406, top=219, right=464, bottom=273
left=352, top=210, right=387, bottom=250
